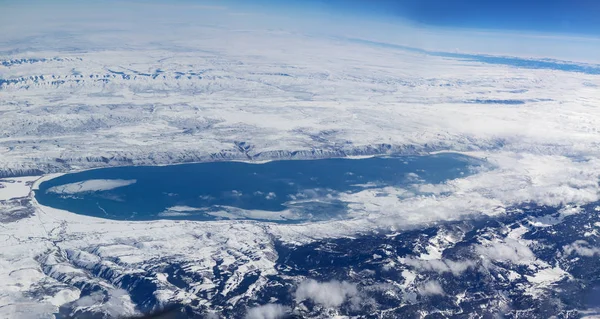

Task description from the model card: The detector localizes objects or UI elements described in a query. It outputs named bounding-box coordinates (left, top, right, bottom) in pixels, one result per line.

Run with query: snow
left=418, top=246, right=443, bottom=261
left=530, top=205, right=585, bottom=227
left=32, top=173, right=66, bottom=190
left=159, top=206, right=202, bottom=216
left=507, top=271, right=522, bottom=281
left=49, top=289, right=80, bottom=307
left=46, top=179, right=137, bottom=194
left=526, top=267, right=568, bottom=285
left=0, top=176, right=38, bottom=200
left=0, top=187, right=282, bottom=316
left=166, top=206, right=202, bottom=212
left=400, top=270, right=417, bottom=289
left=207, top=207, right=302, bottom=221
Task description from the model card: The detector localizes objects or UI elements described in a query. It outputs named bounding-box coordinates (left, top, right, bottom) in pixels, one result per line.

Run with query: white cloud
left=46, top=179, right=137, bottom=194
left=401, top=258, right=476, bottom=276
left=405, top=172, right=423, bottom=182
left=563, top=240, right=600, bottom=257
left=266, top=192, right=277, bottom=200
left=71, top=289, right=137, bottom=318
left=204, top=312, right=221, bottom=319
left=295, top=279, right=359, bottom=308
left=475, top=239, right=535, bottom=264
left=228, top=190, right=243, bottom=197
left=165, top=206, right=200, bottom=212
left=417, top=280, right=445, bottom=297
left=320, top=153, right=600, bottom=239
left=416, top=183, right=454, bottom=195
left=475, top=155, right=600, bottom=208
left=245, top=304, right=289, bottom=319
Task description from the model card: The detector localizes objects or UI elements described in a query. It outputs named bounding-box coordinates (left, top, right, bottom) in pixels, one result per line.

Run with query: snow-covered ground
left=0, top=176, right=37, bottom=200
left=1, top=178, right=281, bottom=318
left=1, top=29, right=600, bottom=176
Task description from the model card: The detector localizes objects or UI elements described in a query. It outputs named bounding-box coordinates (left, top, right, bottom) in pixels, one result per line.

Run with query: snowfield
left=1, top=31, right=599, bottom=177
left=46, top=179, right=137, bottom=195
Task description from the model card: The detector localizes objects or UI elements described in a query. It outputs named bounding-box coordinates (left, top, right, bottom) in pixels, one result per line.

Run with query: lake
left=35, top=154, right=481, bottom=223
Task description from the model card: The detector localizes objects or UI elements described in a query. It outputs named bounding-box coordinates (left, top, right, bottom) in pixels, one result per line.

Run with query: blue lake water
left=349, top=38, right=600, bottom=75
left=35, top=154, right=481, bottom=223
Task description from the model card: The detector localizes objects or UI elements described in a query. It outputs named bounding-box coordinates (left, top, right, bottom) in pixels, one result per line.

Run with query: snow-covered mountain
left=3, top=176, right=600, bottom=318
left=1, top=35, right=599, bottom=178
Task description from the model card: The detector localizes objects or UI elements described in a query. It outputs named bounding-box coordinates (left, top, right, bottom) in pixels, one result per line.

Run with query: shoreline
left=29, top=150, right=487, bottom=189
left=26, top=150, right=487, bottom=227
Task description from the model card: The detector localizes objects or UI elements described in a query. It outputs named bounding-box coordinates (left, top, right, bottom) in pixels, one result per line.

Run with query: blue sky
left=240, top=0, right=600, bottom=36
left=1, top=0, right=599, bottom=62
left=219, top=0, right=600, bottom=62
left=392, top=0, right=600, bottom=34
left=4, top=0, right=598, bottom=36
